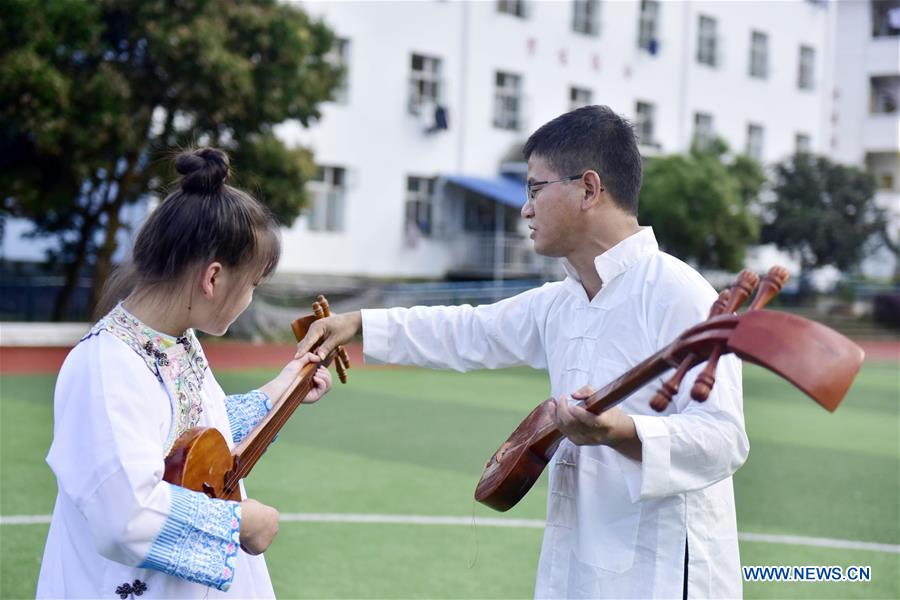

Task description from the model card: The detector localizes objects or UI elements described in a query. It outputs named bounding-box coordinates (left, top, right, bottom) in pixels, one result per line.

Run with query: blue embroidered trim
left=224, top=391, right=272, bottom=444
left=139, top=484, right=241, bottom=591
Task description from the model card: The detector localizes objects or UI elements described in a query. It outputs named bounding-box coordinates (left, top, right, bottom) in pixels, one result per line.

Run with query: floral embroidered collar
left=84, top=303, right=208, bottom=454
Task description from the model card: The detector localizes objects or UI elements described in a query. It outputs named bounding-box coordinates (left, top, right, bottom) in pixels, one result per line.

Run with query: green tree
left=1, top=0, right=340, bottom=319
left=761, top=153, right=885, bottom=279
left=638, top=139, right=762, bottom=271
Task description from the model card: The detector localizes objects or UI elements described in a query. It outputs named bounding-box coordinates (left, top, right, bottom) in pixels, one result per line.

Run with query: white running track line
left=2, top=512, right=897, bottom=554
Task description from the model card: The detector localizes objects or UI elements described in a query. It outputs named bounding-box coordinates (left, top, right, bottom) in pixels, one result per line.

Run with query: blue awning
left=443, top=175, right=524, bottom=209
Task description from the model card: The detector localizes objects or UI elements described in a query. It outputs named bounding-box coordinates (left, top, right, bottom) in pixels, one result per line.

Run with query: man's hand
left=553, top=385, right=642, bottom=461
left=239, top=498, right=280, bottom=555
left=294, top=310, right=362, bottom=361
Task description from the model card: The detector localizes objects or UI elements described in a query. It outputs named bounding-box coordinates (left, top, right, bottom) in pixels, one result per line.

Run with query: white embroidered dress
left=37, top=305, right=276, bottom=599
left=361, top=228, right=749, bottom=598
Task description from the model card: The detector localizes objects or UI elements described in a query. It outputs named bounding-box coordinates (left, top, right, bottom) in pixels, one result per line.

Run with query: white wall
left=276, top=0, right=838, bottom=278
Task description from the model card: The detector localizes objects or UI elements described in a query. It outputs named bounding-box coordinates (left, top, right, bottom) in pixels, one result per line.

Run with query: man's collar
left=561, top=227, right=659, bottom=286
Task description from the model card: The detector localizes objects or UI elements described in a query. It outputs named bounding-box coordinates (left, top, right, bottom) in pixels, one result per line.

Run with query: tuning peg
left=650, top=353, right=696, bottom=412
left=334, top=354, right=348, bottom=383
left=724, top=269, right=761, bottom=313
left=748, top=266, right=790, bottom=311
left=691, top=345, right=722, bottom=402
left=689, top=271, right=759, bottom=402
left=709, top=289, right=731, bottom=318
left=338, top=346, right=351, bottom=370
left=316, top=295, right=331, bottom=316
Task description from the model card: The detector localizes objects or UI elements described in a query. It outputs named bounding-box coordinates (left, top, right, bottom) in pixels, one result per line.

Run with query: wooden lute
left=475, top=267, right=865, bottom=512
left=163, top=295, right=351, bottom=500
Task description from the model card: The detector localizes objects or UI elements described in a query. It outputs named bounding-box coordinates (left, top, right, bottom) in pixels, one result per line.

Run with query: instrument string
left=225, top=358, right=325, bottom=490
left=467, top=497, right=479, bottom=569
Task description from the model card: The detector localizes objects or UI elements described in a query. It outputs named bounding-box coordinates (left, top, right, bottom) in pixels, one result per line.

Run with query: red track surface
left=0, top=339, right=896, bottom=375
left=0, top=341, right=366, bottom=374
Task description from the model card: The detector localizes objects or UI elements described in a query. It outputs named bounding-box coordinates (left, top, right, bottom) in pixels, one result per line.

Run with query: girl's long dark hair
left=96, top=148, right=281, bottom=317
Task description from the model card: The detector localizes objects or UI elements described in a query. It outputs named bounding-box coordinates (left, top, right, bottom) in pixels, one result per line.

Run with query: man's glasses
left=525, top=174, right=583, bottom=202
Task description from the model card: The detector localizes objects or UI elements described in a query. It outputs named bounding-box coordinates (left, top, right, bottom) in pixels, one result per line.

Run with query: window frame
left=635, top=101, right=657, bottom=146
left=697, top=15, right=718, bottom=67
left=493, top=71, right=523, bottom=131
left=306, top=166, right=347, bottom=233
left=572, top=0, right=601, bottom=36
left=408, top=53, right=443, bottom=115
left=637, top=0, right=661, bottom=51
left=749, top=30, right=768, bottom=79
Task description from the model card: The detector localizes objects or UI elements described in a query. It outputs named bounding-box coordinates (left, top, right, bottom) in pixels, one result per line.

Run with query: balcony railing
left=447, top=232, right=562, bottom=279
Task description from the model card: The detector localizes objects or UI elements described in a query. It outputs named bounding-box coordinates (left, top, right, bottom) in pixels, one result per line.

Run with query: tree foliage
left=638, top=139, right=762, bottom=271
left=761, top=153, right=884, bottom=273
left=1, top=0, right=340, bottom=318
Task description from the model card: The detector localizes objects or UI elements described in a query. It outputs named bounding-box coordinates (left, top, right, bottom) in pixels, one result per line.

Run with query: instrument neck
left=528, top=347, right=673, bottom=460
left=229, top=352, right=334, bottom=485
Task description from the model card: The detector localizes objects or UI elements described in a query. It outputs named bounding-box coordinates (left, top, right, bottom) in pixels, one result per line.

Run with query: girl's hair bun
left=175, top=147, right=230, bottom=195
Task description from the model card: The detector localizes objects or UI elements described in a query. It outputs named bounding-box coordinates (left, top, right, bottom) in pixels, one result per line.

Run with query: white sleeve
left=629, top=297, right=750, bottom=500
left=361, top=285, right=555, bottom=372
left=47, top=334, right=241, bottom=590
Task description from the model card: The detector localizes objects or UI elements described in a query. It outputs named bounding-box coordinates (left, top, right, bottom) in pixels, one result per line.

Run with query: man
left=297, top=105, right=749, bottom=598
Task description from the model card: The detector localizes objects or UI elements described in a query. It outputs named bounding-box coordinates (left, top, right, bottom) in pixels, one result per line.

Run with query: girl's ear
left=200, top=262, right=223, bottom=299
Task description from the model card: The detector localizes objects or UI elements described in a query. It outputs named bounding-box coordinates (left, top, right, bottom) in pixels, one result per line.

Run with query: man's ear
left=200, top=262, right=223, bottom=299
left=581, top=170, right=605, bottom=210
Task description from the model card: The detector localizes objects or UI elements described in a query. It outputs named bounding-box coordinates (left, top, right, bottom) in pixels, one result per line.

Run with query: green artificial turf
left=1, top=360, right=897, bottom=598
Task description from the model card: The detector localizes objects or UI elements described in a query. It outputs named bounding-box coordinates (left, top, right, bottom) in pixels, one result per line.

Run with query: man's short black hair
left=523, top=105, right=643, bottom=215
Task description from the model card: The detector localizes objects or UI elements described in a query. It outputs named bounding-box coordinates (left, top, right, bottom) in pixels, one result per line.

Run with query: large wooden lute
left=475, top=267, right=865, bottom=512
left=163, top=295, right=351, bottom=500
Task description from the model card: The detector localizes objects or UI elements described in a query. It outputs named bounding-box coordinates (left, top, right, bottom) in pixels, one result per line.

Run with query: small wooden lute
left=163, top=295, right=350, bottom=500
left=474, top=267, right=865, bottom=512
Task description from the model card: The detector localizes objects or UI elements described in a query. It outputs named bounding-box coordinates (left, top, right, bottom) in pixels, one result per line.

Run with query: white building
left=276, top=0, right=844, bottom=281
left=3, top=0, right=896, bottom=285
left=831, top=0, right=899, bottom=278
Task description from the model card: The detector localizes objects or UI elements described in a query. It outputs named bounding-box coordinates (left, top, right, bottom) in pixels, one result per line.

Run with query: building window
left=872, top=0, right=900, bottom=37
left=497, top=0, right=527, bottom=18
left=697, top=15, right=718, bottom=67
left=493, top=71, right=522, bottom=130
left=795, top=133, right=811, bottom=153
left=866, top=152, right=899, bottom=191
left=746, top=123, right=764, bottom=162
left=798, top=45, right=815, bottom=90
left=693, top=112, right=714, bottom=149
left=570, top=86, right=593, bottom=110
left=637, top=0, right=660, bottom=52
left=327, top=38, right=350, bottom=104
left=409, top=53, right=442, bottom=115
left=749, top=31, right=768, bottom=79
left=405, top=176, right=435, bottom=237
left=307, top=166, right=346, bottom=232
left=572, top=0, right=601, bottom=36
left=870, top=75, right=899, bottom=113
left=635, top=101, right=656, bottom=146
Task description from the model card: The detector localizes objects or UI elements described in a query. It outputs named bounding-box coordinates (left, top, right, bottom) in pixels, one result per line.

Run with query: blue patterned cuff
left=139, top=484, right=241, bottom=591
left=224, top=390, right=272, bottom=443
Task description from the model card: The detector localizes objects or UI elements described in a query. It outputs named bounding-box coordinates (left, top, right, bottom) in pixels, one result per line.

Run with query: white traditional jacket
left=37, top=304, right=276, bottom=598
left=362, top=228, right=749, bottom=599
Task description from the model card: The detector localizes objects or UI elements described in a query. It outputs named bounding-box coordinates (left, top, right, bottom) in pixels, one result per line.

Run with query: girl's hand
left=302, top=365, right=333, bottom=404
left=239, top=498, right=280, bottom=555
left=260, top=352, right=322, bottom=402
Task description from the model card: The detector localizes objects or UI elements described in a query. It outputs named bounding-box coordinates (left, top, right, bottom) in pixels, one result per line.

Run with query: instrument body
left=163, top=297, right=347, bottom=499
left=164, top=427, right=239, bottom=500
left=475, top=273, right=865, bottom=512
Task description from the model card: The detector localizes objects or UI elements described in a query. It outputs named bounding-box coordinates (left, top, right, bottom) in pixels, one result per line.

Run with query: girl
left=37, top=148, right=331, bottom=598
